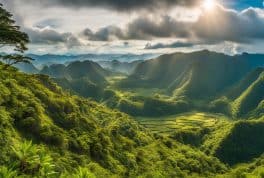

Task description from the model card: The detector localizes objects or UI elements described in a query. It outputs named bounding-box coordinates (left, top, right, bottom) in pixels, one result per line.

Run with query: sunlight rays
left=202, top=0, right=217, bottom=11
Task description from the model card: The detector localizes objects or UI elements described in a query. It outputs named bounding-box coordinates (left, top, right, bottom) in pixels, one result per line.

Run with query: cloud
left=126, top=16, right=191, bottom=39
left=35, top=19, right=63, bottom=29
left=82, top=16, right=191, bottom=41
left=144, top=41, right=194, bottom=49
left=83, top=5, right=264, bottom=44
left=82, top=26, right=125, bottom=41
left=20, top=0, right=201, bottom=11
left=193, top=6, right=264, bottom=43
left=25, top=27, right=82, bottom=47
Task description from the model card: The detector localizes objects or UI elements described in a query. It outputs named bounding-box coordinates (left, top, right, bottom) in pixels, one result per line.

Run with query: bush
left=171, top=128, right=210, bottom=147
left=39, top=126, right=64, bottom=146
left=143, top=98, right=190, bottom=117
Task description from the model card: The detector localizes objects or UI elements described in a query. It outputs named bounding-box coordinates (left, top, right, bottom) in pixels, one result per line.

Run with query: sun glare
left=203, top=0, right=216, bottom=10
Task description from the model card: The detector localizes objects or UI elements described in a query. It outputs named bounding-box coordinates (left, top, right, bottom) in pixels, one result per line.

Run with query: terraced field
left=136, top=112, right=229, bottom=136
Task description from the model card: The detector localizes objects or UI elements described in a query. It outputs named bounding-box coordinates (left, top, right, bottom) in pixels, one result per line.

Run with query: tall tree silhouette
left=0, top=3, right=32, bottom=66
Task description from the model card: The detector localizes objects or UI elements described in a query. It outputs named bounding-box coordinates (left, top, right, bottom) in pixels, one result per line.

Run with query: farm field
left=136, top=112, right=230, bottom=136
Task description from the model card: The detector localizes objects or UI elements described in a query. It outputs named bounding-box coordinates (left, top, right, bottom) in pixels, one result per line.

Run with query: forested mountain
left=39, top=60, right=113, bottom=101
left=119, top=50, right=264, bottom=99
left=40, top=60, right=109, bottom=83
left=37, top=51, right=264, bottom=118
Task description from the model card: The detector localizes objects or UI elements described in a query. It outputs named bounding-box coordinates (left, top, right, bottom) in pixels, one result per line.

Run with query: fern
left=0, top=166, right=18, bottom=178
left=11, top=141, right=56, bottom=177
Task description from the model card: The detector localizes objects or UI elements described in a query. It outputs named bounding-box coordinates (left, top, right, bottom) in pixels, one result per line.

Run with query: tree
left=0, top=3, right=32, bottom=67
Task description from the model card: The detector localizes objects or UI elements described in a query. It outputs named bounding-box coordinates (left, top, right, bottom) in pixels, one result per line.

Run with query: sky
left=1, top=0, right=264, bottom=55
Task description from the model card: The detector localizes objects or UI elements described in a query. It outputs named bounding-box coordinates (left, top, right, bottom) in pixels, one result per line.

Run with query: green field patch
left=136, top=112, right=228, bottom=136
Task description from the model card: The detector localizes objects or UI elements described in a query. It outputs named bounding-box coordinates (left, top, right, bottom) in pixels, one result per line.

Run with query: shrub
left=209, top=97, right=231, bottom=115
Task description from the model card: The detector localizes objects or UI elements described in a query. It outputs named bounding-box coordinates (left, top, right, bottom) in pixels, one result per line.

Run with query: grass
left=136, top=112, right=229, bottom=136
left=107, top=76, right=167, bottom=97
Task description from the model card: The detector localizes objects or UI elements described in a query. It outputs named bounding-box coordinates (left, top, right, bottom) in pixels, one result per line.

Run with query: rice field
left=136, top=112, right=228, bottom=136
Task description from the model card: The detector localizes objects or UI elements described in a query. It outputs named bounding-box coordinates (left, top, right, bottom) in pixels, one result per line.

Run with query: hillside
left=215, top=120, right=264, bottom=166
left=232, top=69, right=264, bottom=118
left=0, top=63, right=229, bottom=177
left=53, top=77, right=105, bottom=101
left=227, top=68, right=264, bottom=100
left=201, top=119, right=264, bottom=167
left=14, top=62, right=39, bottom=74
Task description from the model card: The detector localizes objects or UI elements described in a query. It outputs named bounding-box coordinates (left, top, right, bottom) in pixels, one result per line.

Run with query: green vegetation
left=0, top=64, right=230, bottom=177
left=26, top=51, right=264, bottom=177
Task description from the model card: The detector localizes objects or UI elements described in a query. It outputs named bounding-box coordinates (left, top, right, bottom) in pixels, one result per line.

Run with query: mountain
left=119, top=50, right=264, bottom=99
left=37, top=51, right=264, bottom=118
left=0, top=63, right=229, bottom=177
left=39, top=60, right=112, bottom=101
left=40, top=60, right=109, bottom=85
left=98, top=60, right=143, bottom=74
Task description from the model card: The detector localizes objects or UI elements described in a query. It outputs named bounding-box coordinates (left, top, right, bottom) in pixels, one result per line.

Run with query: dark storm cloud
left=82, top=16, right=191, bottom=41
left=25, top=28, right=82, bottom=47
left=83, top=26, right=125, bottom=41
left=126, top=16, right=191, bottom=39
left=144, top=41, right=194, bottom=49
left=24, top=0, right=201, bottom=11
